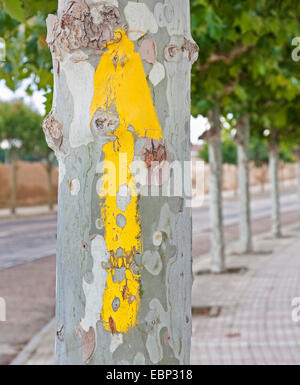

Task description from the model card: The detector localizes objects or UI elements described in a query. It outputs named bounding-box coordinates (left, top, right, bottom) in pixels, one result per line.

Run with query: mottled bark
left=10, top=148, right=19, bottom=215
left=207, top=104, right=225, bottom=273
left=236, top=116, right=252, bottom=254
left=45, top=160, right=54, bottom=212
left=45, top=0, right=197, bottom=365
left=269, top=136, right=281, bottom=238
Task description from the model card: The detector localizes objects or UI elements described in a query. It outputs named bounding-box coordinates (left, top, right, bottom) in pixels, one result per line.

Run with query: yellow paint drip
left=90, top=30, right=164, bottom=334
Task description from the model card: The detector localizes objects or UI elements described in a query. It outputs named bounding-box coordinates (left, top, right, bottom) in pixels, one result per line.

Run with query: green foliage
left=199, top=135, right=295, bottom=166
left=0, top=0, right=57, bottom=114
left=198, top=139, right=238, bottom=165
left=0, top=100, right=51, bottom=161
left=191, top=0, right=300, bottom=147
left=249, top=136, right=269, bottom=167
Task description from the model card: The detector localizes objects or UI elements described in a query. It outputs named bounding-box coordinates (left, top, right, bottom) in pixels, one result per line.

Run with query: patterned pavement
left=191, top=226, right=300, bottom=365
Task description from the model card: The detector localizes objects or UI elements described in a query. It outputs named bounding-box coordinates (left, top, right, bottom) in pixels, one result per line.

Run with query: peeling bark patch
left=141, top=139, right=172, bottom=186
left=164, top=40, right=199, bottom=64
left=164, top=44, right=181, bottom=62
left=78, top=327, right=96, bottom=362
left=182, top=39, right=199, bottom=64
left=149, top=62, right=166, bottom=86
left=56, top=325, right=64, bottom=342
left=164, top=331, right=170, bottom=346
left=91, top=108, right=120, bottom=139
left=110, top=333, right=123, bottom=354
left=90, top=30, right=166, bottom=334
left=139, top=39, right=157, bottom=64
left=153, top=231, right=163, bottom=247
left=124, top=2, right=158, bottom=41
left=43, top=110, right=63, bottom=152
left=47, top=1, right=121, bottom=56
left=69, top=178, right=80, bottom=196
left=141, top=139, right=167, bottom=168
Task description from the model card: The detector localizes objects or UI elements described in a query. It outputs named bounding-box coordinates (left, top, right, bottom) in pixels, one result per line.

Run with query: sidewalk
left=0, top=205, right=57, bottom=219
left=191, top=224, right=300, bottom=365
left=12, top=221, right=300, bottom=365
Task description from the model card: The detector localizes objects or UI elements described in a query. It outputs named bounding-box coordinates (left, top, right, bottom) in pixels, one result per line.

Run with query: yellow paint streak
left=90, top=31, right=163, bottom=333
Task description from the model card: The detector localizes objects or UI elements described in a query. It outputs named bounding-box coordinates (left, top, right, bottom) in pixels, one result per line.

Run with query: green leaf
left=2, top=0, right=25, bottom=23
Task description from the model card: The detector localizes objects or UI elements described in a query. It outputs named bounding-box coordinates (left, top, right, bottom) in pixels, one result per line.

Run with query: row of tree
left=191, top=0, right=300, bottom=272
left=0, top=100, right=56, bottom=213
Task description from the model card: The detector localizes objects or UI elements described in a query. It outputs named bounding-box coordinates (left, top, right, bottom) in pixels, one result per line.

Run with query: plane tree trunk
left=10, top=147, right=19, bottom=215
left=269, top=133, right=281, bottom=238
left=44, top=0, right=198, bottom=365
left=235, top=116, right=253, bottom=254
left=203, top=104, right=225, bottom=273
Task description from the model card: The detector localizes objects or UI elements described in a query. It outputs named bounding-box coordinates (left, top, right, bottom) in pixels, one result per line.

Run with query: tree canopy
left=0, top=0, right=57, bottom=113
left=191, top=0, right=300, bottom=148
left=0, top=100, right=48, bottom=160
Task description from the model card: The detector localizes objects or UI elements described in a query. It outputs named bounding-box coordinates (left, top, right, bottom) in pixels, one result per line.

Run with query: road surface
left=0, top=189, right=299, bottom=270
left=193, top=189, right=299, bottom=235
left=0, top=216, right=57, bottom=270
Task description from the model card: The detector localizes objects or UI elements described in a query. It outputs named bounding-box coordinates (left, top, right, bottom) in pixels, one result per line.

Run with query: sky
left=0, top=80, right=207, bottom=145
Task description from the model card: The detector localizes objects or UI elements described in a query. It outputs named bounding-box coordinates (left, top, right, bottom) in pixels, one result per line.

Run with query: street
left=0, top=189, right=298, bottom=270
left=0, top=189, right=299, bottom=364
left=193, top=189, right=299, bottom=235
left=0, top=216, right=57, bottom=270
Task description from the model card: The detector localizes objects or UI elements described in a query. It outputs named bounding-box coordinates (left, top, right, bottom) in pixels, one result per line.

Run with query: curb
left=10, top=318, right=55, bottom=366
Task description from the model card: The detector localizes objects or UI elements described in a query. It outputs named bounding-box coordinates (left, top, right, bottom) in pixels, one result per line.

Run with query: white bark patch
left=153, top=231, right=163, bottom=247
left=70, top=178, right=81, bottom=196
left=81, top=235, right=110, bottom=332
left=155, top=0, right=190, bottom=37
left=142, top=250, right=162, bottom=276
left=149, top=62, right=166, bottom=87
left=61, top=55, right=95, bottom=148
left=58, top=160, right=66, bottom=186
left=124, top=2, right=158, bottom=41
left=110, top=333, right=123, bottom=354
left=46, top=15, right=58, bottom=45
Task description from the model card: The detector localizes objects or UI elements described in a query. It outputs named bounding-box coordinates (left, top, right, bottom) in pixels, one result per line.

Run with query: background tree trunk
left=45, top=159, right=54, bottom=212
left=295, top=149, right=300, bottom=211
left=10, top=147, right=19, bottom=215
left=208, top=104, right=225, bottom=273
left=45, top=0, right=197, bottom=365
left=269, top=136, right=281, bottom=238
left=236, top=116, right=253, bottom=254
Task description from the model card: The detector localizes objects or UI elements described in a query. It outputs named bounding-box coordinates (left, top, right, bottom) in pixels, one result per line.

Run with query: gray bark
left=295, top=149, right=300, bottom=207
left=44, top=0, right=197, bottom=365
left=10, top=148, right=19, bottom=215
left=207, top=104, right=225, bottom=273
left=45, top=159, right=54, bottom=212
left=269, top=137, right=281, bottom=238
left=236, top=116, right=252, bottom=254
